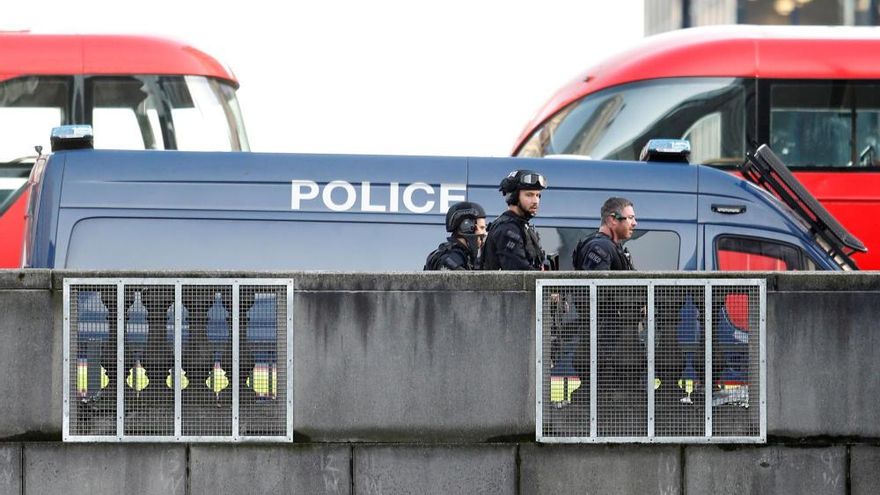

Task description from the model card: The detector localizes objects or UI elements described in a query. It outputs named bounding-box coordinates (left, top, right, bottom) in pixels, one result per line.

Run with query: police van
left=22, top=128, right=863, bottom=271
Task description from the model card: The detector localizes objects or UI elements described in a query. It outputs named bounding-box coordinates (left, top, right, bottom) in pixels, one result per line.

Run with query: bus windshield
left=0, top=75, right=249, bottom=162
left=516, top=77, right=747, bottom=165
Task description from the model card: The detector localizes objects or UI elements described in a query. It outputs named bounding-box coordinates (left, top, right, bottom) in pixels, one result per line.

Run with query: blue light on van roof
left=640, top=139, right=691, bottom=163
left=50, top=125, right=94, bottom=152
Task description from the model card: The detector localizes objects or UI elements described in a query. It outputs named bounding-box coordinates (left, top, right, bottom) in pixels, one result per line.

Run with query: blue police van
left=21, top=129, right=862, bottom=271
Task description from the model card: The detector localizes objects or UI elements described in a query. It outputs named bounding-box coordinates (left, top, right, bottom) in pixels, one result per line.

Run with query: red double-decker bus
left=0, top=32, right=249, bottom=267
left=514, top=25, right=880, bottom=269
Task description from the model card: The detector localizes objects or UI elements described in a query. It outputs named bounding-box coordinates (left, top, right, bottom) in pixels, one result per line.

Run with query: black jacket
left=424, top=238, right=476, bottom=270
left=572, top=232, right=635, bottom=271
left=482, top=211, right=544, bottom=270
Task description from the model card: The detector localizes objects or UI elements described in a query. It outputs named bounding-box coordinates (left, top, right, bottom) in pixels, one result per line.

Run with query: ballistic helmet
left=445, top=201, right=486, bottom=234
left=499, top=169, right=547, bottom=205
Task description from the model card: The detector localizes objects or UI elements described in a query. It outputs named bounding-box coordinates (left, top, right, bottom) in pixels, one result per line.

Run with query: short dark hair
left=600, top=197, right=633, bottom=225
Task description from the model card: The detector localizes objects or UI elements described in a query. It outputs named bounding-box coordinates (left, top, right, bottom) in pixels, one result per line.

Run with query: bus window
left=538, top=227, right=681, bottom=270
left=0, top=77, right=69, bottom=161
left=88, top=75, right=249, bottom=152
left=715, top=236, right=814, bottom=271
left=517, top=78, right=747, bottom=165
left=167, top=76, right=246, bottom=151
left=770, top=82, right=880, bottom=168
left=90, top=77, right=164, bottom=150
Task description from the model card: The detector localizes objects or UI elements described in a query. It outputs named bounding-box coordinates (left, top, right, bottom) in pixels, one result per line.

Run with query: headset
left=457, top=217, right=476, bottom=235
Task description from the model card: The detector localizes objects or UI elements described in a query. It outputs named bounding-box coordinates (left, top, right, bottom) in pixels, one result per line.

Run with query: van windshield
left=516, top=77, right=746, bottom=166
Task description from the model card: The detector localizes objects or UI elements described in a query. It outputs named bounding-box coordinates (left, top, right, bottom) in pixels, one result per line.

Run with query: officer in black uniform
left=481, top=169, right=547, bottom=270
left=572, top=197, right=637, bottom=271
left=424, top=201, right=487, bottom=270
left=572, top=197, right=642, bottom=404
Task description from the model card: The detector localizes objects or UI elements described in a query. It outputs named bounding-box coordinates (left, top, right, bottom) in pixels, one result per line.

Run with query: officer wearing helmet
left=424, top=201, right=488, bottom=270
left=481, top=169, right=547, bottom=270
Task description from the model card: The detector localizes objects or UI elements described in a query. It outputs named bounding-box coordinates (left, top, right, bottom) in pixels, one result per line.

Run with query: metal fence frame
left=63, top=278, right=294, bottom=443
left=535, top=278, right=766, bottom=443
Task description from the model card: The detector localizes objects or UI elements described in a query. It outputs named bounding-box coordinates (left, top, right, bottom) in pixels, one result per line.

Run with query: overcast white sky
left=6, top=0, right=644, bottom=156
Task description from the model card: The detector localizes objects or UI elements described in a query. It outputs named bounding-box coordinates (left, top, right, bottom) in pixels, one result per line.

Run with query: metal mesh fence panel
left=122, top=284, right=175, bottom=437
left=596, top=285, right=648, bottom=439
left=238, top=285, right=289, bottom=437
left=64, top=278, right=292, bottom=442
left=539, top=285, right=591, bottom=438
left=536, top=279, right=765, bottom=443
left=711, top=284, right=763, bottom=437
left=66, top=284, right=118, bottom=438
left=181, top=284, right=234, bottom=438
left=654, top=285, right=706, bottom=438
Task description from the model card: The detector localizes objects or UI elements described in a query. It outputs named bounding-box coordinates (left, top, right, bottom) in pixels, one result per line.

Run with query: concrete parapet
left=851, top=445, right=880, bottom=495
left=353, top=444, right=516, bottom=495
left=0, top=269, right=50, bottom=289
left=23, top=443, right=186, bottom=495
left=685, top=445, right=846, bottom=494
left=0, top=270, right=879, bottom=442
left=768, top=291, right=880, bottom=437
left=0, top=444, right=21, bottom=495
left=294, top=290, right=533, bottom=441
left=0, top=288, right=59, bottom=438
left=519, top=444, right=680, bottom=494
left=190, top=444, right=350, bottom=494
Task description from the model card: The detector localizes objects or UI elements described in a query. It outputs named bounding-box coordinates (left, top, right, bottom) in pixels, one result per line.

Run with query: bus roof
left=0, top=32, right=237, bottom=85
left=515, top=25, right=880, bottom=151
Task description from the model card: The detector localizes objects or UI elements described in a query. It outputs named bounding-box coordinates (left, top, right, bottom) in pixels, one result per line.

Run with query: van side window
left=770, top=81, right=880, bottom=168
left=538, top=227, right=680, bottom=270
left=716, top=236, right=814, bottom=271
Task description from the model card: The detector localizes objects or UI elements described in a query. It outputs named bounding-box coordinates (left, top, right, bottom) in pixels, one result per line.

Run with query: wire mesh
left=654, top=286, right=706, bottom=438
left=64, top=278, right=292, bottom=442
left=540, top=285, right=590, bottom=438
left=122, top=284, right=176, bottom=437
left=596, top=285, right=648, bottom=438
left=711, top=284, right=762, bottom=437
left=238, top=285, right=289, bottom=436
left=536, top=279, right=764, bottom=443
left=181, top=285, right=234, bottom=437
left=68, top=284, right=118, bottom=437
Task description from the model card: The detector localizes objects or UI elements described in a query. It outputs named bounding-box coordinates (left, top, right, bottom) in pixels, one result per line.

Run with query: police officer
left=424, top=201, right=487, bottom=270
left=572, top=197, right=637, bottom=271
left=572, top=197, right=643, bottom=399
left=482, top=169, right=547, bottom=270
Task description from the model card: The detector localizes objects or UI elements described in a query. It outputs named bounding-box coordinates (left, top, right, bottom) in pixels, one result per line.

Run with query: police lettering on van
left=291, top=180, right=466, bottom=214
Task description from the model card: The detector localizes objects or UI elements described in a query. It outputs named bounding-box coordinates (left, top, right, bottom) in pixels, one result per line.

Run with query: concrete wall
left=0, top=270, right=878, bottom=494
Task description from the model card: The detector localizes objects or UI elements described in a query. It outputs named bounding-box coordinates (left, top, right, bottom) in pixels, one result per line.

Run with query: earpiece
left=457, top=218, right=476, bottom=235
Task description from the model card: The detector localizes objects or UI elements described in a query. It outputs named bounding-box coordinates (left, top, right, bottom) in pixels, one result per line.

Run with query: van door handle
left=711, top=204, right=746, bottom=214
